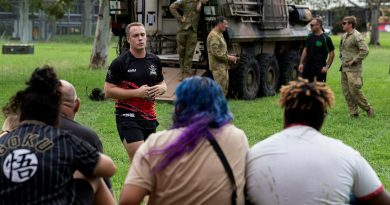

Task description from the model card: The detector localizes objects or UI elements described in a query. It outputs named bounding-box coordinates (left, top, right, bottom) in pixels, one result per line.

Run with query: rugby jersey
left=0, top=121, right=99, bottom=205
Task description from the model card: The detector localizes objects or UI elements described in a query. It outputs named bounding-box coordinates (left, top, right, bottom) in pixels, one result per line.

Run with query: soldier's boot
left=366, top=107, right=375, bottom=118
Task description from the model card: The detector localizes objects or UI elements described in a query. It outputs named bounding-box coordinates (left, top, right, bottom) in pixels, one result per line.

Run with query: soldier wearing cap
left=340, top=16, right=374, bottom=117
left=170, top=0, right=208, bottom=80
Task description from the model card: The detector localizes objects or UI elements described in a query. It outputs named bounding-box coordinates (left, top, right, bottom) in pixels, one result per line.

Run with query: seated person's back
left=0, top=123, right=99, bottom=204
left=0, top=66, right=116, bottom=205
left=247, top=125, right=382, bottom=204
left=246, top=78, right=390, bottom=205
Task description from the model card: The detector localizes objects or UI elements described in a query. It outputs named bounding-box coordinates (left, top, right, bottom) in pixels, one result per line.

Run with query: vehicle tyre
left=257, top=54, right=279, bottom=96
left=278, top=50, right=300, bottom=86
left=228, top=55, right=261, bottom=100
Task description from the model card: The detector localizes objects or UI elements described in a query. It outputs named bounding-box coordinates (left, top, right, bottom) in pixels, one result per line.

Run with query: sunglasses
left=342, top=22, right=349, bottom=25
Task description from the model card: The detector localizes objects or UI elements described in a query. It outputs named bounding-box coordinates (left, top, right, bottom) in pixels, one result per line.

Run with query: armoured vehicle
left=109, top=0, right=312, bottom=100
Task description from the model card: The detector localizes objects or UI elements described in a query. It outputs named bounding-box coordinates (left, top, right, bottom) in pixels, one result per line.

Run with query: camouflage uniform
left=207, top=29, right=230, bottom=96
left=340, top=29, right=371, bottom=115
left=170, top=0, right=205, bottom=76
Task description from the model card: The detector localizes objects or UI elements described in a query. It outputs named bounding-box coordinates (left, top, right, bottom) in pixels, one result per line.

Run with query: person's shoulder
left=146, top=52, right=160, bottom=61
left=145, top=129, right=180, bottom=145
left=222, top=124, right=246, bottom=137
left=353, top=30, right=365, bottom=41
left=352, top=29, right=361, bottom=35
left=59, top=116, right=102, bottom=150
left=110, top=51, right=129, bottom=65
left=207, top=31, right=219, bottom=41
left=311, top=131, right=361, bottom=159
left=60, top=117, right=98, bottom=138
left=208, top=30, right=217, bottom=37
left=249, top=130, right=283, bottom=153
left=322, top=33, right=332, bottom=39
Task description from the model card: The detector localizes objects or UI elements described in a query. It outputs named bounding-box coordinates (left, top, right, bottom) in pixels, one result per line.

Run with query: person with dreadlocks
left=119, top=76, right=249, bottom=205
left=246, top=78, right=390, bottom=205
left=298, top=17, right=335, bottom=82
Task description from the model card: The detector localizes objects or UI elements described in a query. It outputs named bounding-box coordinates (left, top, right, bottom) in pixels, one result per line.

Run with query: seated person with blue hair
left=120, top=76, right=249, bottom=205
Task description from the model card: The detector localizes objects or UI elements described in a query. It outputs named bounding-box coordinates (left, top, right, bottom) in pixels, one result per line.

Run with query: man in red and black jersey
left=104, top=22, right=167, bottom=160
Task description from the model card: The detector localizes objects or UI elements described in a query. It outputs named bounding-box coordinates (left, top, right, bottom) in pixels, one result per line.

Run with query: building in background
left=0, top=1, right=99, bottom=41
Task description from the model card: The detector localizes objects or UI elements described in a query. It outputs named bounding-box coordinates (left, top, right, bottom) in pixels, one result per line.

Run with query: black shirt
left=0, top=123, right=99, bottom=205
left=59, top=115, right=103, bottom=152
left=59, top=115, right=112, bottom=190
left=304, top=33, right=335, bottom=74
left=105, top=51, right=164, bottom=121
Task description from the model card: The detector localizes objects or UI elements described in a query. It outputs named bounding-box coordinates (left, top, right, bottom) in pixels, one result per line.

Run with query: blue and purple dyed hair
left=150, top=76, right=233, bottom=172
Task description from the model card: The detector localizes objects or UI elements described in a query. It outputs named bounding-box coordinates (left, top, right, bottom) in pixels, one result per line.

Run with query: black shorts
left=302, top=72, right=327, bottom=82
left=116, top=116, right=158, bottom=143
left=73, top=179, right=94, bottom=205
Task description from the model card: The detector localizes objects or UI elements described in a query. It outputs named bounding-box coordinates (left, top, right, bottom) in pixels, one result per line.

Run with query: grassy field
left=1, top=33, right=390, bottom=197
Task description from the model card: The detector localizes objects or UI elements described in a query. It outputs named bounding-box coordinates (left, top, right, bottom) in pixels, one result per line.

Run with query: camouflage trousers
left=341, top=71, right=371, bottom=115
left=212, top=69, right=229, bottom=96
left=177, top=29, right=197, bottom=74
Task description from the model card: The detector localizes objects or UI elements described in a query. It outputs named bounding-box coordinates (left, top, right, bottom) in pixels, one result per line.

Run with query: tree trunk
left=39, top=10, right=46, bottom=41
left=89, top=0, right=111, bottom=69
left=82, top=0, right=93, bottom=38
left=18, top=0, right=31, bottom=43
left=369, top=4, right=380, bottom=46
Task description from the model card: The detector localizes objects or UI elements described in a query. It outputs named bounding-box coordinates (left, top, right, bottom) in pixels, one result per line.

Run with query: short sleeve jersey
left=0, top=123, right=99, bottom=205
left=246, top=126, right=383, bottom=205
left=105, top=52, right=164, bottom=121
left=304, top=33, right=335, bottom=73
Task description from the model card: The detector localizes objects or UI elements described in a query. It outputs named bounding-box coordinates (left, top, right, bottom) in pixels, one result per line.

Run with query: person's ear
left=74, top=98, right=80, bottom=114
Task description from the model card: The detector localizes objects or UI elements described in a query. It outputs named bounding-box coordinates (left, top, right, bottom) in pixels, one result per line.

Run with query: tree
left=18, top=0, right=30, bottom=43
left=287, top=0, right=337, bottom=10
left=0, top=0, right=74, bottom=43
left=89, top=0, right=111, bottom=69
left=81, top=0, right=98, bottom=38
left=348, top=0, right=390, bottom=46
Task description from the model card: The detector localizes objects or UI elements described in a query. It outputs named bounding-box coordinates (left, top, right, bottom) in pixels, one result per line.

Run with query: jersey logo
left=3, top=149, right=38, bottom=183
left=316, top=40, right=323, bottom=47
left=149, top=65, right=157, bottom=76
left=127, top=69, right=136, bottom=73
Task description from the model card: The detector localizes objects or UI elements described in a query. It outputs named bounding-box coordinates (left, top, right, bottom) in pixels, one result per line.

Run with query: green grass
left=1, top=33, right=390, bottom=198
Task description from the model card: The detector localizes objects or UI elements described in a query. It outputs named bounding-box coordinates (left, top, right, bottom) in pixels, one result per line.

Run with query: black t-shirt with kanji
left=0, top=123, right=99, bottom=205
left=105, top=51, right=164, bottom=121
left=304, top=33, right=335, bottom=74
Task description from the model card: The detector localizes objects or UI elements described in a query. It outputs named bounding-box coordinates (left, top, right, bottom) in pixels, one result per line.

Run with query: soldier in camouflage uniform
left=340, top=16, right=374, bottom=117
left=170, top=0, right=208, bottom=80
left=207, top=16, right=238, bottom=96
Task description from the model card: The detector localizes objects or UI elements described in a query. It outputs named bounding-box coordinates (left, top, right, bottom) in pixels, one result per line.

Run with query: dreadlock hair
left=279, top=77, right=334, bottom=130
left=2, top=65, right=62, bottom=126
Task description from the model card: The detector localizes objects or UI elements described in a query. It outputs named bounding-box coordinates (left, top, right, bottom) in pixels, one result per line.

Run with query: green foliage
left=31, top=0, right=74, bottom=19
left=287, top=0, right=337, bottom=9
left=1, top=33, right=390, bottom=198
left=0, top=0, right=11, bottom=10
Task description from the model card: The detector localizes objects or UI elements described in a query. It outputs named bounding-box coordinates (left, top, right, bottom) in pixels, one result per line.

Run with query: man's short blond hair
left=343, top=16, right=357, bottom=28
left=125, top=22, right=145, bottom=38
